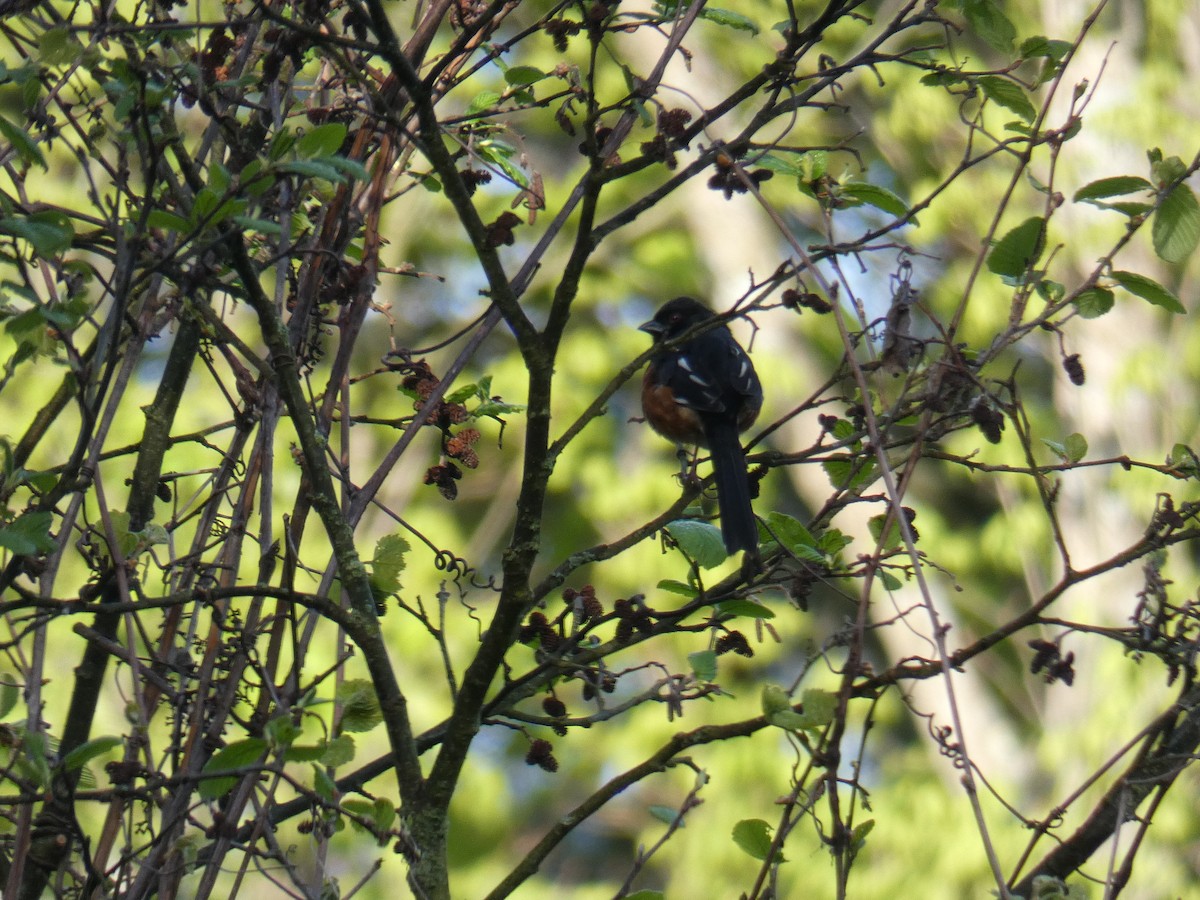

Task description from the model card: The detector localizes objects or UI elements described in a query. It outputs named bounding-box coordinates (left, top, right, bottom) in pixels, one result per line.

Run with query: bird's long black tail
left=704, top=419, right=758, bottom=555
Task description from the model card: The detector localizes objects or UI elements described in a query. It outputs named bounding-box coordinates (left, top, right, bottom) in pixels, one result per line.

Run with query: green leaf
left=282, top=743, right=328, bottom=763
left=0, top=674, right=19, bottom=719
left=336, top=679, right=383, bottom=733
left=295, top=123, right=348, bottom=159
left=700, top=7, right=759, bottom=34
left=688, top=650, right=718, bottom=683
left=850, top=818, right=875, bottom=849
left=62, top=735, right=122, bottom=772
left=504, top=66, right=545, bottom=86
left=371, top=533, right=409, bottom=594
left=648, top=804, right=680, bottom=825
left=278, top=159, right=350, bottom=184
left=822, top=454, right=878, bottom=492
left=978, top=76, right=1036, bottom=122
left=1073, top=287, right=1114, bottom=319
left=199, top=738, right=268, bottom=800
left=958, top=0, right=1016, bottom=52
left=312, top=764, right=337, bottom=802
left=624, top=893, right=665, bottom=900
left=466, top=90, right=503, bottom=115
left=839, top=182, right=910, bottom=218
left=1019, top=36, right=1072, bottom=62
left=146, top=209, right=192, bottom=234
left=0, top=116, right=46, bottom=169
left=867, top=513, right=904, bottom=550
left=761, top=683, right=792, bottom=717
left=987, top=217, right=1045, bottom=277
left=322, top=734, right=355, bottom=767
left=0, top=511, right=55, bottom=555
left=798, top=688, right=837, bottom=728
left=732, top=819, right=776, bottom=861
left=0, top=210, right=74, bottom=256
left=666, top=519, right=728, bottom=569
left=1043, top=433, right=1086, bottom=463
left=656, top=579, right=698, bottom=597
left=232, top=216, right=285, bottom=236
left=759, top=512, right=817, bottom=557
left=1073, top=175, right=1153, bottom=204
left=1152, top=183, right=1200, bottom=264
left=1110, top=270, right=1185, bottom=313
left=879, top=570, right=903, bottom=591
left=711, top=599, right=776, bottom=619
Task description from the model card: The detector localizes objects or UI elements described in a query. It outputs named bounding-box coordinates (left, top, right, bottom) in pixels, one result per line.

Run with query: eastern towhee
left=640, top=296, right=763, bottom=556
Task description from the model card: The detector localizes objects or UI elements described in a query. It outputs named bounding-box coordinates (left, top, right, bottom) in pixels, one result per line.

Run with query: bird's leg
left=675, top=445, right=702, bottom=489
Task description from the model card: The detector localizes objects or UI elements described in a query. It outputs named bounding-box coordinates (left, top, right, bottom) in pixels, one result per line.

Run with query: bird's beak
left=639, top=319, right=665, bottom=337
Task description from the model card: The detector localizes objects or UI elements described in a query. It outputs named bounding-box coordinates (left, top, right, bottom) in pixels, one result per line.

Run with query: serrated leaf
left=371, top=533, right=409, bottom=594
left=336, top=680, right=383, bottom=733
left=732, top=819, right=777, bottom=861
left=822, top=455, right=878, bottom=492
left=840, top=182, right=910, bottom=218
left=688, top=650, right=718, bottom=683
left=319, top=734, right=355, bottom=763
left=711, top=599, right=775, bottom=619
left=1153, top=183, right=1200, bottom=264
left=295, top=123, right=348, bottom=159
left=1074, top=287, right=1114, bottom=319
left=867, top=513, right=904, bottom=550
left=1110, top=270, right=1185, bottom=313
left=978, top=76, right=1036, bottom=122
left=959, top=0, right=1015, bottom=52
left=0, top=511, right=55, bottom=555
left=799, top=688, right=837, bottom=728
left=656, top=579, right=698, bottom=597
left=0, top=115, right=46, bottom=169
left=987, top=217, right=1045, bottom=277
left=62, top=735, right=122, bottom=772
left=466, top=90, right=503, bottom=115
left=666, top=519, right=727, bottom=569
left=701, top=7, right=758, bottom=34
left=1073, top=175, right=1153, bottom=204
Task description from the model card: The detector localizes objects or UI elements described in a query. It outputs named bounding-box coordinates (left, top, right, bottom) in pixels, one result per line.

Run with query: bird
left=639, top=296, right=763, bottom=556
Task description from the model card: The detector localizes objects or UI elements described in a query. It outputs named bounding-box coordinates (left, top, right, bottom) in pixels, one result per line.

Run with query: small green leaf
left=666, top=519, right=728, bottom=569
left=62, top=735, right=123, bottom=772
left=1110, top=270, right=1185, bottom=313
left=1073, top=287, right=1114, bottom=319
left=278, top=159, right=350, bottom=183
left=1019, top=36, right=1072, bottom=62
left=624, top=892, right=665, bottom=900
left=336, top=680, right=383, bottom=733
left=1152, top=183, right=1200, bottom=264
left=466, top=90, right=503, bottom=115
left=839, top=182, right=910, bottom=218
left=504, top=66, right=545, bottom=86
left=295, top=123, right=348, bottom=159
left=867, top=513, right=904, bottom=550
left=1073, top=175, right=1153, bottom=204
left=732, top=819, right=777, bottom=861
left=711, top=599, right=776, bottom=619
left=850, top=818, right=875, bottom=849
left=656, top=579, right=698, bottom=597
left=688, top=650, right=718, bottom=683
left=232, top=216, right=285, bottom=236
left=146, top=209, right=192, bottom=234
left=822, top=455, right=878, bottom=492
left=312, top=764, right=337, bottom=802
left=987, top=216, right=1045, bottom=277
left=798, top=688, right=837, bottom=728
left=1063, top=432, right=1087, bottom=463
left=958, top=0, right=1016, bottom=52
left=700, top=7, right=759, bottom=34
left=0, top=116, right=46, bottom=169
left=879, top=570, right=903, bottom=591
left=200, top=738, right=268, bottom=800
left=761, top=683, right=792, bottom=717
left=371, top=533, right=409, bottom=594
left=282, top=743, right=327, bottom=762
left=648, top=804, right=680, bottom=825
left=0, top=674, right=19, bottom=720
left=978, top=76, right=1036, bottom=122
